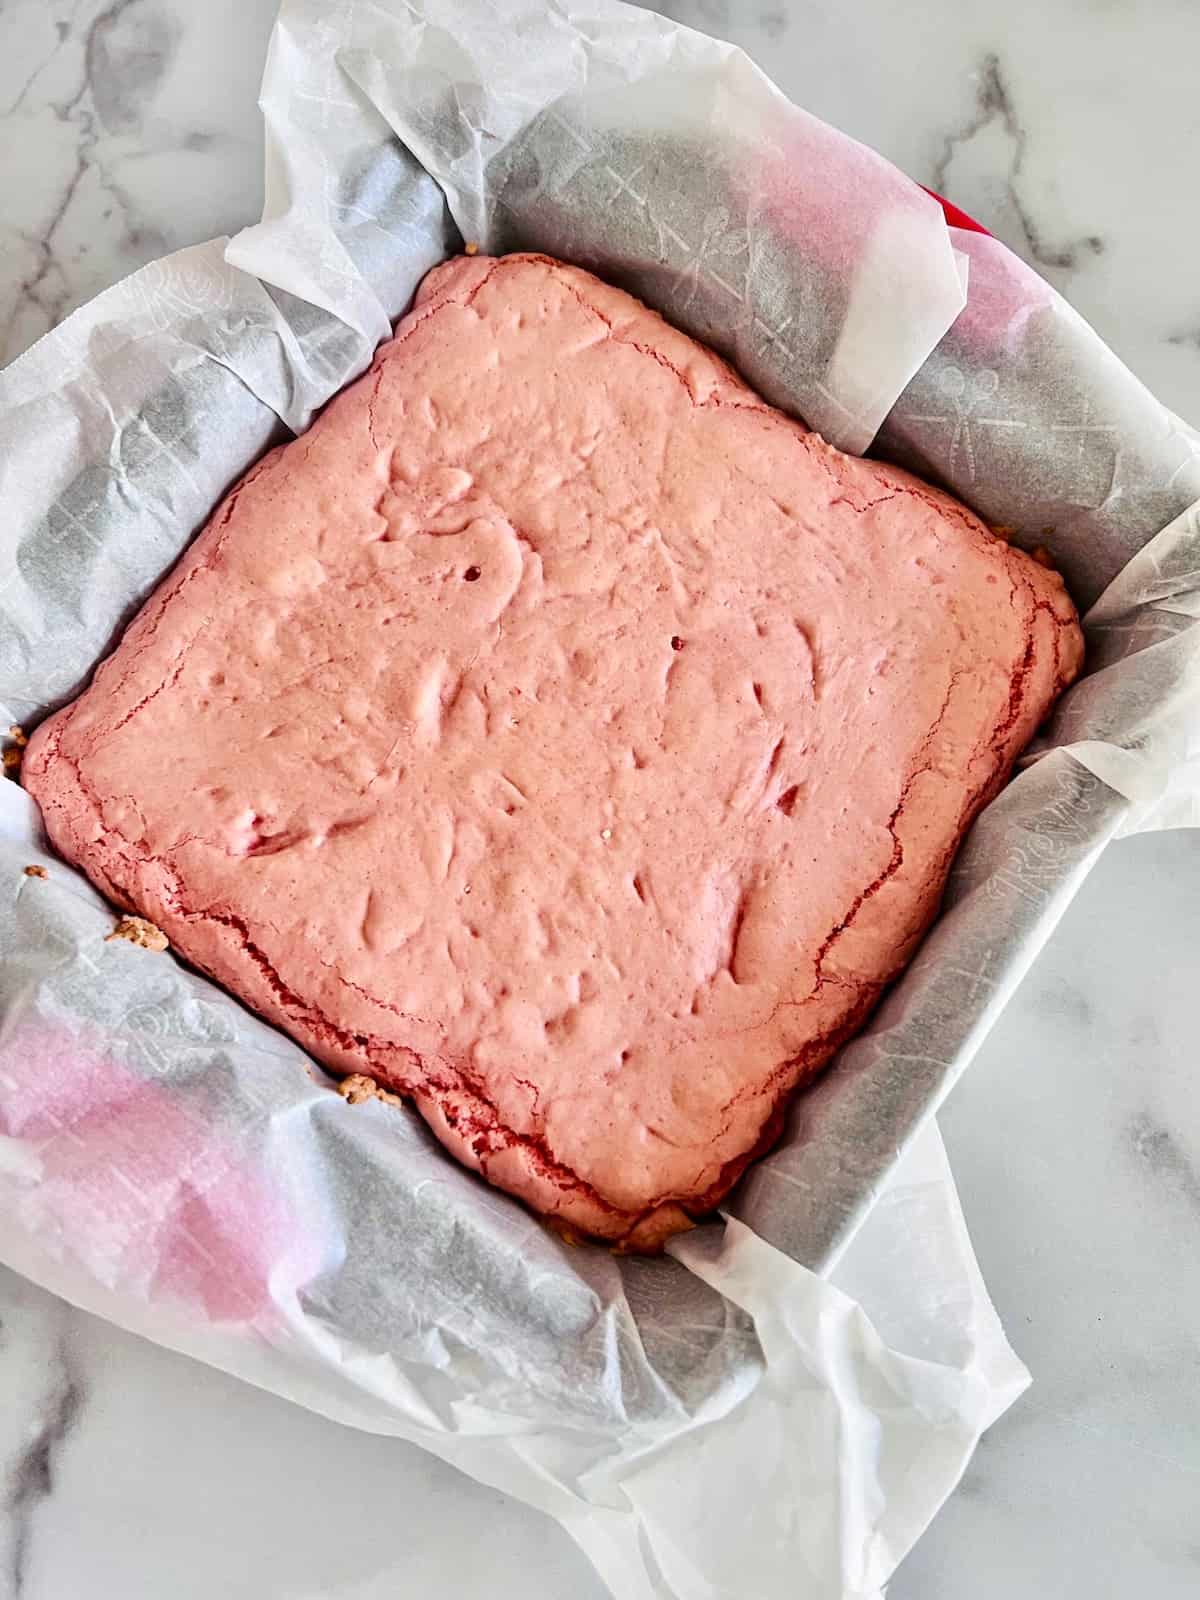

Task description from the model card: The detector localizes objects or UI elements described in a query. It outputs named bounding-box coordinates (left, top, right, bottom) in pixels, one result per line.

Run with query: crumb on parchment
left=544, top=1216, right=586, bottom=1247
left=464, top=240, right=479, bottom=256
left=23, top=865, right=47, bottom=879
left=337, top=1072, right=404, bottom=1109
left=3, top=725, right=26, bottom=780
left=989, top=529, right=1059, bottom=570
left=612, top=1213, right=696, bottom=1255
left=106, top=915, right=169, bottom=952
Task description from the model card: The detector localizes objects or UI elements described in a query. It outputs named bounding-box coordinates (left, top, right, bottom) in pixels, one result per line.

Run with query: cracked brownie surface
left=24, top=253, right=1083, bottom=1248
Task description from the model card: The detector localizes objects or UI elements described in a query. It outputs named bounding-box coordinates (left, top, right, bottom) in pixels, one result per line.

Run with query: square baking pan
left=1, top=0, right=1197, bottom=1447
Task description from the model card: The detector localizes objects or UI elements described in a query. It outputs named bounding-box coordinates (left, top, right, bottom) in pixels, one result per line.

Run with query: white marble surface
left=1, top=1, right=1198, bottom=1596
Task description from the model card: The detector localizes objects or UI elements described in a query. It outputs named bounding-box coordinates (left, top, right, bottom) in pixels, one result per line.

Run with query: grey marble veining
left=0, top=1262, right=608, bottom=1600
left=0, top=0, right=276, bottom=365
left=0, top=1278, right=84, bottom=1599
left=4, top=1346, right=83, bottom=1596
left=1, top=2, right=1198, bottom=1597
left=930, top=53, right=1107, bottom=276
left=1128, top=1109, right=1200, bottom=1215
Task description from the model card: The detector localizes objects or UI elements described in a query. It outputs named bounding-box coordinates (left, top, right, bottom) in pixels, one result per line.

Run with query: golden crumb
left=544, top=1217, right=586, bottom=1248
left=1030, top=544, right=1055, bottom=568
left=106, top=915, right=169, bottom=952
left=3, top=725, right=24, bottom=779
left=989, top=525, right=1015, bottom=544
left=611, top=1213, right=696, bottom=1255
left=23, top=864, right=48, bottom=879
left=336, top=1072, right=404, bottom=1109
left=464, top=240, right=479, bottom=256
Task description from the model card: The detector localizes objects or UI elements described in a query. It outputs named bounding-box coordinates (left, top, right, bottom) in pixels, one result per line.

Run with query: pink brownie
left=25, top=254, right=1083, bottom=1248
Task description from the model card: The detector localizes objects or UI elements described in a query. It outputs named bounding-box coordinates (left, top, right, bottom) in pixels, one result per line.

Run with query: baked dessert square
left=25, top=253, right=1083, bottom=1247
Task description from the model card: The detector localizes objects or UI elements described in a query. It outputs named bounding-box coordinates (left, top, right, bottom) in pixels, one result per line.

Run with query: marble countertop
left=1, top=1, right=1197, bottom=1596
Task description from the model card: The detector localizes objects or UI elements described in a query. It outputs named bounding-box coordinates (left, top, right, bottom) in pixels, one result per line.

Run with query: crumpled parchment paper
left=1, top=3, right=1198, bottom=1598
